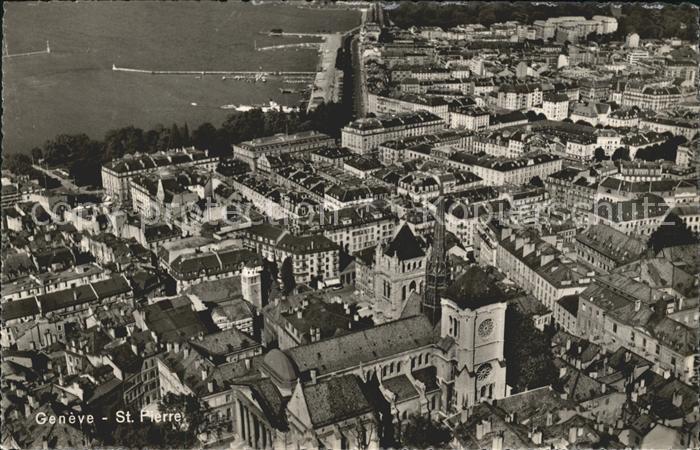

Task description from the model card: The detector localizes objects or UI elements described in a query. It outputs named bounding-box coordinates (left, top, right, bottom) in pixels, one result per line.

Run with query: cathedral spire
left=422, top=196, right=450, bottom=325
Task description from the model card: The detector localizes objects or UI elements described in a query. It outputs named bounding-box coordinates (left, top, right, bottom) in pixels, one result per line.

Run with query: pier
left=256, top=42, right=322, bottom=51
left=112, top=65, right=315, bottom=78
left=3, top=40, right=51, bottom=59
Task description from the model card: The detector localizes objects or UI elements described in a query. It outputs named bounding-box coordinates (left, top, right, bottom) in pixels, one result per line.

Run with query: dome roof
left=263, top=349, right=298, bottom=383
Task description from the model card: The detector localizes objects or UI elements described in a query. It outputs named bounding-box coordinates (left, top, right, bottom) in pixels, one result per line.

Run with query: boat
left=219, top=101, right=299, bottom=113
left=190, top=102, right=198, bottom=106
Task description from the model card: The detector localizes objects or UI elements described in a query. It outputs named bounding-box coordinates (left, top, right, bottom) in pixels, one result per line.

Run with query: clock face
left=477, top=363, right=492, bottom=381
left=478, top=319, right=494, bottom=338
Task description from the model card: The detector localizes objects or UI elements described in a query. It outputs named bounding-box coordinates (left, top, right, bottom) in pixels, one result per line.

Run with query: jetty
left=3, top=40, right=51, bottom=59
left=256, top=42, right=322, bottom=52
left=112, top=65, right=315, bottom=78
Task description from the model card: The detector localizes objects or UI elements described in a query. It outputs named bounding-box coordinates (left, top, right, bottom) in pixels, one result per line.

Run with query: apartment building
left=484, top=225, right=593, bottom=324
left=101, top=147, right=217, bottom=204
left=449, top=106, right=490, bottom=130
left=542, top=93, right=570, bottom=121
left=315, top=204, right=397, bottom=254
left=232, top=131, right=335, bottom=171
left=378, top=129, right=473, bottom=164
left=591, top=193, right=669, bottom=237
left=577, top=274, right=697, bottom=384
left=496, top=83, right=543, bottom=110
left=241, top=224, right=340, bottom=284
left=448, top=152, right=562, bottom=186
left=639, top=117, right=700, bottom=141
left=341, top=111, right=445, bottom=155
left=574, top=224, right=647, bottom=272
left=367, top=92, right=450, bottom=122
left=621, top=85, right=682, bottom=111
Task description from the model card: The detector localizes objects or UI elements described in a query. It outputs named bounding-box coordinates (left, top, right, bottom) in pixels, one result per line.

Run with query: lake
left=2, top=2, right=360, bottom=154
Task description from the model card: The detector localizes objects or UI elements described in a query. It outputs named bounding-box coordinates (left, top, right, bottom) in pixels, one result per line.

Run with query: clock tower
left=438, top=266, right=507, bottom=410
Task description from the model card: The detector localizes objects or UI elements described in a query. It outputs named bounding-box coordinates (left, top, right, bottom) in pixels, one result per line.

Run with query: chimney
left=244, top=358, right=251, bottom=369
left=24, top=402, right=32, bottom=418
left=201, top=368, right=208, bottom=381
left=42, top=440, right=49, bottom=450
left=568, top=426, right=577, bottom=444
left=566, top=339, right=571, bottom=351
left=207, top=381, right=214, bottom=393
left=483, top=419, right=492, bottom=435
left=131, top=343, right=139, bottom=356
left=601, top=383, right=607, bottom=394
left=476, top=421, right=485, bottom=440
left=634, top=299, right=641, bottom=311
left=492, top=434, right=503, bottom=450
left=532, top=430, right=543, bottom=445
left=297, top=310, right=303, bottom=319
left=559, top=367, right=567, bottom=378
left=631, top=392, right=638, bottom=402
left=309, top=369, right=317, bottom=385
left=546, top=412, right=553, bottom=427
left=28, top=395, right=37, bottom=408
left=672, top=391, right=683, bottom=408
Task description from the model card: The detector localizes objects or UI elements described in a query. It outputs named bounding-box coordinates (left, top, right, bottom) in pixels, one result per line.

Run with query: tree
left=30, top=147, right=43, bottom=162
left=401, top=414, right=452, bottom=449
left=181, top=123, right=191, bottom=147
left=647, top=212, right=699, bottom=254
left=260, top=259, right=279, bottom=306
left=159, top=393, right=207, bottom=433
left=103, top=126, right=145, bottom=161
left=280, top=256, right=296, bottom=295
left=525, top=110, right=538, bottom=122
left=611, top=147, right=630, bottom=161
left=593, top=147, right=607, bottom=162
left=504, top=305, right=557, bottom=392
left=170, top=123, right=183, bottom=149
left=192, top=122, right=218, bottom=151
left=348, top=418, right=377, bottom=450
left=529, top=176, right=544, bottom=188
left=3, top=153, right=33, bottom=175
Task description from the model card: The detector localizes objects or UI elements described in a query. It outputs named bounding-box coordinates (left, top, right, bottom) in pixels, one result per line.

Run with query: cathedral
left=226, top=197, right=509, bottom=449
left=355, top=223, right=428, bottom=321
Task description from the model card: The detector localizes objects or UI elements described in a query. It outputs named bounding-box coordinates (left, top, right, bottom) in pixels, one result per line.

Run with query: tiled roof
left=575, top=224, right=646, bottom=265
left=383, top=224, right=426, bottom=260
left=303, top=375, right=374, bottom=428
left=286, top=315, right=437, bottom=376
left=443, top=266, right=506, bottom=310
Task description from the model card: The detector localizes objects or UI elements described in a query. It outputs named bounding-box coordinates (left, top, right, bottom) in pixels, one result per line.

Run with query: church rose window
left=478, top=318, right=494, bottom=338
